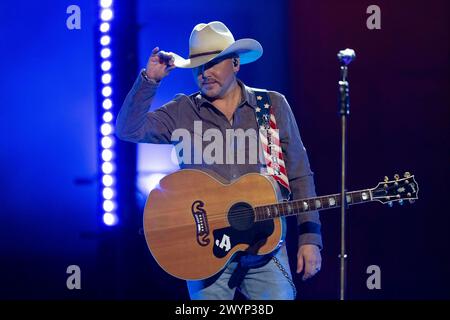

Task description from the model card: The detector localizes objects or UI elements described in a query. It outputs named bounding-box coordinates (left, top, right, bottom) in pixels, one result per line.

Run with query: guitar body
left=143, top=169, right=284, bottom=280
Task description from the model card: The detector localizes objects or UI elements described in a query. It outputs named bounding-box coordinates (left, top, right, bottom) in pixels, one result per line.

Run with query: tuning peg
left=384, top=176, right=389, bottom=182
left=388, top=201, right=393, bottom=207
left=409, top=199, right=415, bottom=204
left=404, top=172, right=411, bottom=178
left=393, top=174, right=400, bottom=186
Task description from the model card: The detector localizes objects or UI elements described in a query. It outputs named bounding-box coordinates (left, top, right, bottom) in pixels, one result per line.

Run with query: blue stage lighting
left=102, top=86, right=112, bottom=97
left=101, top=61, right=112, bottom=71
left=101, top=136, right=113, bottom=148
left=100, top=48, right=111, bottom=59
left=101, top=73, right=112, bottom=84
left=100, top=0, right=113, bottom=8
left=100, top=123, right=112, bottom=135
left=103, top=200, right=116, bottom=212
left=100, top=9, right=113, bottom=21
left=103, top=212, right=118, bottom=226
left=100, top=35, right=110, bottom=46
left=101, top=149, right=113, bottom=162
left=98, top=0, right=117, bottom=227
left=99, top=22, right=110, bottom=33
left=102, top=112, right=113, bottom=123
left=102, top=99, right=112, bottom=110
left=102, top=175, right=114, bottom=187
left=102, top=162, right=114, bottom=174
left=103, top=187, right=114, bottom=200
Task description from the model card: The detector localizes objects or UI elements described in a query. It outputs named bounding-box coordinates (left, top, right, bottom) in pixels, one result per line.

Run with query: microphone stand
left=337, top=49, right=355, bottom=300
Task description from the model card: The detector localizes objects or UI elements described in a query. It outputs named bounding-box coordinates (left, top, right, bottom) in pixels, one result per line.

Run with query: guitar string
left=184, top=188, right=374, bottom=222
left=147, top=191, right=410, bottom=233
left=146, top=191, right=413, bottom=235
left=148, top=194, right=359, bottom=230
left=148, top=204, right=344, bottom=232
left=147, top=186, right=408, bottom=230
left=188, top=184, right=407, bottom=222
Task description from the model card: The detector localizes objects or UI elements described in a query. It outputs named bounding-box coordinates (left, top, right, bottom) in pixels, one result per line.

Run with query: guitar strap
left=227, top=90, right=296, bottom=295
left=253, top=90, right=292, bottom=200
left=253, top=91, right=297, bottom=297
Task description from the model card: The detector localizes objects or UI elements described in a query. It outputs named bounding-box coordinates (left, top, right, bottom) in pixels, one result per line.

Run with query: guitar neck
left=254, top=189, right=373, bottom=221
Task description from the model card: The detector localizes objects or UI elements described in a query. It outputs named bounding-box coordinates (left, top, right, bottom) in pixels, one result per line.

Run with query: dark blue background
left=0, top=0, right=448, bottom=300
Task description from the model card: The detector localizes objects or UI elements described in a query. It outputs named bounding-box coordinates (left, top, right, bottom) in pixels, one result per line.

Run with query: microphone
left=337, top=48, right=356, bottom=66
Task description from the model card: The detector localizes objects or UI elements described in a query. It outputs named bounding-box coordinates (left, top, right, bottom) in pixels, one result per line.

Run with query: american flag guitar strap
left=253, top=90, right=292, bottom=200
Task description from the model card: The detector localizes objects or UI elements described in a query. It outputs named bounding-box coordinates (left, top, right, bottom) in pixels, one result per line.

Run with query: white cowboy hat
left=171, top=21, right=263, bottom=69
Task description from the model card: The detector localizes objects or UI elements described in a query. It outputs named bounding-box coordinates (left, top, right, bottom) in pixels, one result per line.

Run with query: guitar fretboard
left=254, top=190, right=373, bottom=221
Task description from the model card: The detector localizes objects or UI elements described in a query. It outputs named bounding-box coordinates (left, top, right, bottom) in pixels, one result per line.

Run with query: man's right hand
left=145, top=47, right=176, bottom=82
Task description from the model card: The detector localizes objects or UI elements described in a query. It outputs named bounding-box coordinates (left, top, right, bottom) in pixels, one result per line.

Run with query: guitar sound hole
left=228, top=202, right=255, bottom=231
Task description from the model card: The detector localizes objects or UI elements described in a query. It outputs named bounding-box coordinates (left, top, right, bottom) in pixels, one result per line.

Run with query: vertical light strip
left=99, top=0, right=117, bottom=226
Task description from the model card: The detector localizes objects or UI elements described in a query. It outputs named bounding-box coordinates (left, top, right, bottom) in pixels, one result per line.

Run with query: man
left=116, top=21, right=322, bottom=300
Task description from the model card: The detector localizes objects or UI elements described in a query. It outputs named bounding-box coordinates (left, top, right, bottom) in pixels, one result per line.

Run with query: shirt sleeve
left=115, top=70, right=180, bottom=144
left=273, top=93, right=323, bottom=250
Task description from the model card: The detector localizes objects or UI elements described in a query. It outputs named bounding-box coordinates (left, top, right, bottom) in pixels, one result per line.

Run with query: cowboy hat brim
left=172, top=38, right=263, bottom=69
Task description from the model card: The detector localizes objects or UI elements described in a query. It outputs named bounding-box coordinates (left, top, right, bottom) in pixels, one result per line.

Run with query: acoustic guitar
left=143, top=169, right=418, bottom=280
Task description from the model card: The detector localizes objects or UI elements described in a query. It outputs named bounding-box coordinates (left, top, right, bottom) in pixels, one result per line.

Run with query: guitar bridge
left=191, top=200, right=210, bottom=246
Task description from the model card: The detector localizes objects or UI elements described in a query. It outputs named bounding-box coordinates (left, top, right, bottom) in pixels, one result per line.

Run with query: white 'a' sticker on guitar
left=215, top=234, right=231, bottom=252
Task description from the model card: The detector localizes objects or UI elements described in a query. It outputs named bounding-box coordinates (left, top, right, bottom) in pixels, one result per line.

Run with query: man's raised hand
left=145, top=47, right=176, bottom=82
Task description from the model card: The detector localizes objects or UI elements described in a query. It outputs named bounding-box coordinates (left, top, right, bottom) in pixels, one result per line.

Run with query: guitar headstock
left=371, top=172, right=419, bottom=206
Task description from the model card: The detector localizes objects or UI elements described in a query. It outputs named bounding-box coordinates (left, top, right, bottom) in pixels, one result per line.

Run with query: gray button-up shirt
left=116, top=71, right=322, bottom=249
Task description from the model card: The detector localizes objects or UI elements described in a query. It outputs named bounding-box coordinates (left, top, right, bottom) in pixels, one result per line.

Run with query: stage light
left=102, top=86, right=112, bottom=97
left=98, top=0, right=116, bottom=227
left=102, top=162, right=114, bottom=174
left=103, top=111, right=113, bottom=123
left=103, top=187, right=114, bottom=200
left=102, top=149, right=113, bottom=162
left=100, top=123, right=112, bottom=135
left=102, top=99, right=112, bottom=109
left=102, top=73, right=112, bottom=84
left=101, top=61, right=112, bottom=71
left=102, top=175, right=114, bottom=187
left=100, top=9, right=113, bottom=21
left=101, top=136, right=113, bottom=148
left=100, top=0, right=112, bottom=8
left=100, top=35, right=110, bottom=46
left=103, top=200, right=115, bottom=212
left=100, top=48, right=111, bottom=59
left=99, top=22, right=110, bottom=33
left=103, top=212, right=118, bottom=226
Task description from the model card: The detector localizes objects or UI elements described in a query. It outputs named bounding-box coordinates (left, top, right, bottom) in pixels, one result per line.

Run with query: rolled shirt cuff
left=298, top=221, right=323, bottom=250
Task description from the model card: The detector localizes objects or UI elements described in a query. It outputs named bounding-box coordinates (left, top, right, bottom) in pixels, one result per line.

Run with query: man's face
left=192, top=55, right=239, bottom=99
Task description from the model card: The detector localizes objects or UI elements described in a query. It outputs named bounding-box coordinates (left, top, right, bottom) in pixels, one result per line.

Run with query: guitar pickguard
left=212, top=220, right=274, bottom=258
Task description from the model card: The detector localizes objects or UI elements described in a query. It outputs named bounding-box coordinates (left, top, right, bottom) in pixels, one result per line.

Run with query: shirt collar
left=192, top=79, right=258, bottom=110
